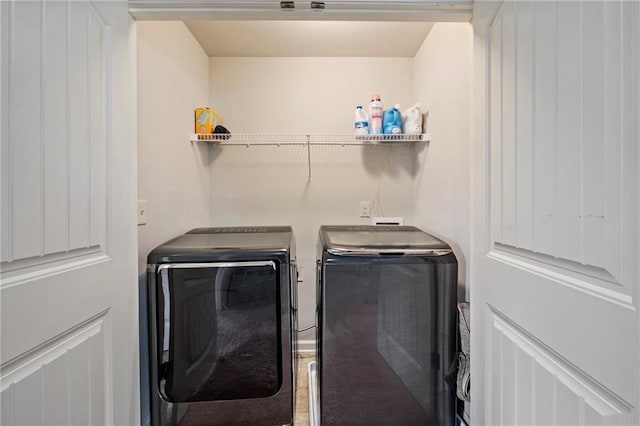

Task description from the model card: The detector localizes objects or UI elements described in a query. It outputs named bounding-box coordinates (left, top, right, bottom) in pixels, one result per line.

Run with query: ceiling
left=184, top=20, right=435, bottom=57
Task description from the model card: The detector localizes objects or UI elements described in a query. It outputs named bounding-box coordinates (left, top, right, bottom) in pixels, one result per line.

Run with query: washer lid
left=148, top=226, right=293, bottom=262
left=320, top=225, right=451, bottom=256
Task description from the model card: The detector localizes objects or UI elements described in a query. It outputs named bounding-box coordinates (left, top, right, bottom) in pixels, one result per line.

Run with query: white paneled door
left=472, top=1, right=639, bottom=425
left=0, top=1, right=138, bottom=425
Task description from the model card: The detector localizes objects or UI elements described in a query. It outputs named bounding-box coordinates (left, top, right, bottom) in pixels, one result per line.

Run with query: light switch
left=359, top=201, right=371, bottom=218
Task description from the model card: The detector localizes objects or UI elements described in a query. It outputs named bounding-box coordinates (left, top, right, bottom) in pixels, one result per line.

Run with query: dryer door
left=155, top=261, right=281, bottom=403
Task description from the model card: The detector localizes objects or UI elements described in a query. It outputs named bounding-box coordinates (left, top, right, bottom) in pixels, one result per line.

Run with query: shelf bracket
left=306, top=134, right=312, bottom=182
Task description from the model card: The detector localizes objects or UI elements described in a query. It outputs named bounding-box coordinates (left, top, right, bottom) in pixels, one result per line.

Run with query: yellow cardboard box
left=194, top=107, right=223, bottom=134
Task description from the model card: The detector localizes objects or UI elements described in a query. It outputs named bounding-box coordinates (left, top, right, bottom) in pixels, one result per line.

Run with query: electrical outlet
left=359, top=201, right=371, bottom=218
left=138, top=200, right=147, bottom=225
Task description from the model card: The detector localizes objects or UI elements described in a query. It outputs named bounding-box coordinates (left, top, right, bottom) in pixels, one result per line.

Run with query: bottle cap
left=372, top=94, right=380, bottom=100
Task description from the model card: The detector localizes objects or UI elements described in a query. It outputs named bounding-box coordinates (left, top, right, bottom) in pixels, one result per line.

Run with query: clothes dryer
left=147, top=227, right=297, bottom=426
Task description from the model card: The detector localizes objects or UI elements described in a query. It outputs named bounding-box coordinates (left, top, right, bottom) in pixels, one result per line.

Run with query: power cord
left=296, top=325, right=316, bottom=333
left=372, top=148, right=391, bottom=216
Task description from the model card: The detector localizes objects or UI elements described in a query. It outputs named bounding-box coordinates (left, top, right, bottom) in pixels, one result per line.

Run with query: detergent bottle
left=368, top=94, right=383, bottom=135
left=354, top=105, right=369, bottom=136
left=383, top=104, right=403, bottom=135
left=402, top=103, right=423, bottom=135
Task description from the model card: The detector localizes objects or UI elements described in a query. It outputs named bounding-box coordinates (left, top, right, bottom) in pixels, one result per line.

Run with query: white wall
left=137, top=21, right=211, bottom=269
left=209, top=57, right=414, bottom=133
left=208, top=57, right=417, bottom=340
left=412, top=23, right=472, bottom=301
left=136, top=21, right=210, bottom=426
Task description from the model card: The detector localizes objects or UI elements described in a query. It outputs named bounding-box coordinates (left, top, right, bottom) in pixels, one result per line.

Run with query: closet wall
left=208, top=56, right=417, bottom=340
left=413, top=23, right=473, bottom=300
left=137, top=21, right=211, bottom=271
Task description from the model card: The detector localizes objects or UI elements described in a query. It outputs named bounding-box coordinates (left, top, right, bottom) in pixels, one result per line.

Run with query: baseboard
left=296, top=339, right=316, bottom=355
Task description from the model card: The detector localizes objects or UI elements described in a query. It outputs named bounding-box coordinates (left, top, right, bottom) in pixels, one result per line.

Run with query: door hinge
left=311, top=1, right=325, bottom=11
left=280, top=1, right=295, bottom=10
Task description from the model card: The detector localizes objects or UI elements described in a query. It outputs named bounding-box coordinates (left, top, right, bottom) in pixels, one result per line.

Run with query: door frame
left=470, top=1, right=498, bottom=423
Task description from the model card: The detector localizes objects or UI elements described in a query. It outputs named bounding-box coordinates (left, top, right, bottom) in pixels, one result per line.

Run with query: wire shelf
left=190, top=133, right=430, bottom=145
left=190, top=133, right=430, bottom=182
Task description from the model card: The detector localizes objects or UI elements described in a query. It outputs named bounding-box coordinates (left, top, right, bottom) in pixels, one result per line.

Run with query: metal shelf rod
left=306, top=134, right=312, bottom=182
left=205, top=143, right=308, bottom=147
left=196, top=142, right=420, bottom=147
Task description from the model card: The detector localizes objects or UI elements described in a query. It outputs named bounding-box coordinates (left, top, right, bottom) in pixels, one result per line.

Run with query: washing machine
left=147, top=227, right=297, bottom=426
left=316, top=225, right=457, bottom=425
